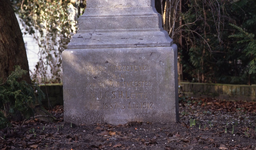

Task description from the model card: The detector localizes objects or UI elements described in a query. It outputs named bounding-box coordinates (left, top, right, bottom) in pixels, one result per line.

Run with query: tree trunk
left=0, top=0, right=31, bottom=84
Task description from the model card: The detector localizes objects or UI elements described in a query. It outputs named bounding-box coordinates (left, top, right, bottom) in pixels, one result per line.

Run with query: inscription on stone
left=85, top=62, right=154, bottom=110
left=114, top=65, right=149, bottom=72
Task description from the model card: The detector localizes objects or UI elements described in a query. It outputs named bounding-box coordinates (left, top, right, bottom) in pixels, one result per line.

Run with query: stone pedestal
left=62, top=0, right=179, bottom=125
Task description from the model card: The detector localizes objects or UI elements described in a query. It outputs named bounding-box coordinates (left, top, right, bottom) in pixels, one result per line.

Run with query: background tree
left=7, top=0, right=256, bottom=84
left=157, top=0, right=256, bottom=84
left=0, top=0, right=47, bottom=128
left=0, top=0, right=31, bottom=84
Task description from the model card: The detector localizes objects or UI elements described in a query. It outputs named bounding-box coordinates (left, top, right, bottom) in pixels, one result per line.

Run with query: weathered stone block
left=63, top=0, right=178, bottom=125
left=63, top=47, right=178, bottom=125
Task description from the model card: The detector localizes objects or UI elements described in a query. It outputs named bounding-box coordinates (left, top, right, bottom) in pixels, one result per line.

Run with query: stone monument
left=62, top=0, right=179, bottom=125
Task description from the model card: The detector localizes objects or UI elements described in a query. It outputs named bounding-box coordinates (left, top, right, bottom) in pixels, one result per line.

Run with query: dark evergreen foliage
left=180, top=0, right=256, bottom=84
left=0, top=66, right=44, bottom=129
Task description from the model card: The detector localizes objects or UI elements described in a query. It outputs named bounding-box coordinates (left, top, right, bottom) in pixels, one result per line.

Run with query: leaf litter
left=1, top=98, right=256, bottom=149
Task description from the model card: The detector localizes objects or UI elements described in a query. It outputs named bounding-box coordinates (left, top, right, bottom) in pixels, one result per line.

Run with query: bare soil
left=1, top=97, right=256, bottom=150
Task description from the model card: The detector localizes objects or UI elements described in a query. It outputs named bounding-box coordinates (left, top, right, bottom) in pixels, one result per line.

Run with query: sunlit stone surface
left=63, top=0, right=179, bottom=125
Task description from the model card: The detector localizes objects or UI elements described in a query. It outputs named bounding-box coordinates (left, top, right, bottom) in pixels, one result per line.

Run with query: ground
left=1, top=97, right=256, bottom=150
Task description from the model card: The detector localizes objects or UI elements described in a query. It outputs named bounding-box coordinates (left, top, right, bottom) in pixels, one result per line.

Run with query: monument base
left=63, top=46, right=178, bottom=125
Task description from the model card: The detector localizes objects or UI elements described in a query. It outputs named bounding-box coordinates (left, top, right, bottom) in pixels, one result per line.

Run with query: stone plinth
left=62, top=0, right=179, bottom=125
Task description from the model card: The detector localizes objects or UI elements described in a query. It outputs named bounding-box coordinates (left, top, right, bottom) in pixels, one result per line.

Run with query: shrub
left=0, top=66, right=44, bottom=129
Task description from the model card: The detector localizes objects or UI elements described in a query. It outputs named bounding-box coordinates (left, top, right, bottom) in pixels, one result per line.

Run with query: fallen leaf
left=95, top=126, right=103, bottom=130
left=1, top=147, right=7, bottom=150
left=98, top=131, right=108, bottom=136
left=116, top=131, right=122, bottom=135
left=113, top=143, right=122, bottom=148
left=149, top=139, right=157, bottom=144
left=219, top=144, right=228, bottom=150
left=21, top=141, right=27, bottom=147
left=209, top=138, right=214, bottom=142
left=109, top=131, right=116, bottom=136
left=181, top=138, right=189, bottom=143
left=30, top=144, right=38, bottom=149
left=26, top=134, right=33, bottom=139
left=181, top=122, right=189, bottom=128
left=173, top=132, right=180, bottom=138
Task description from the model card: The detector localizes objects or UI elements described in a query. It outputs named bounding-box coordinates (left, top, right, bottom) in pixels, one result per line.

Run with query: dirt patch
left=1, top=98, right=256, bottom=150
